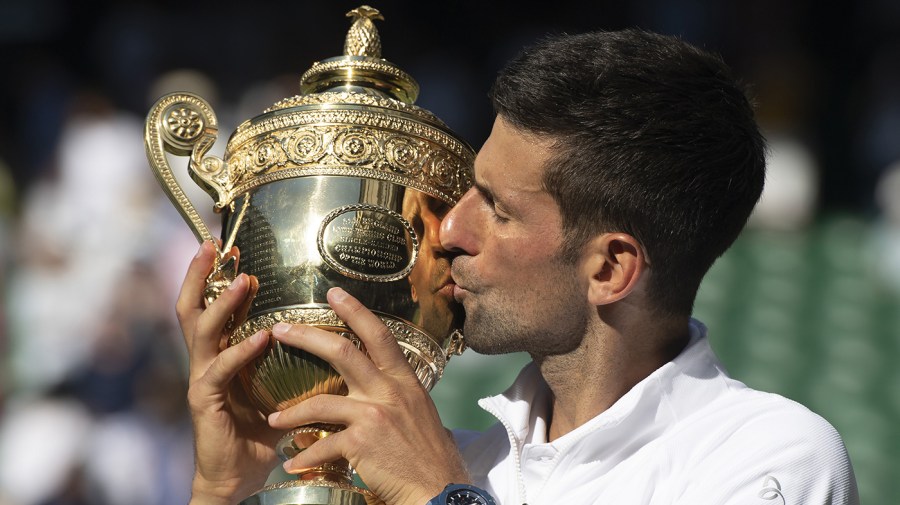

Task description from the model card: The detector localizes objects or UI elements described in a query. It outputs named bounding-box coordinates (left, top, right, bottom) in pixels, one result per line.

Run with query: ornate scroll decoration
left=223, top=108, right=474, bottom=206
left=145, top=93, right=223, bottom=241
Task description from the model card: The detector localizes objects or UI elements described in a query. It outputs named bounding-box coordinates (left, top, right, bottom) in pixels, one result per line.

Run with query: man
left=178, top=30, right=859, bottom=505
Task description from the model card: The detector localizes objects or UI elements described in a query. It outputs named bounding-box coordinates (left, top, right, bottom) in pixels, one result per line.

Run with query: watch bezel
left=432, top=483, right=497, bottom=505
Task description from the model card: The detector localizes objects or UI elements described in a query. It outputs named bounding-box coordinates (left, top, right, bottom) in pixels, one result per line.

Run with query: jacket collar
left=477, top=319, right=737, bottom=459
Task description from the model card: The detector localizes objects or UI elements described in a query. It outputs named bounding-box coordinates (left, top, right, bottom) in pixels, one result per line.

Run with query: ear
left=581, top=233, right=647, bottom=306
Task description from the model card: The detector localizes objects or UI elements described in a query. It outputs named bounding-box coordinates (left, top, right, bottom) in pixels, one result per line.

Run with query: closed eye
left=484, top=192, right=511, bottom=222
left=474, top=180, right=512, bottom=222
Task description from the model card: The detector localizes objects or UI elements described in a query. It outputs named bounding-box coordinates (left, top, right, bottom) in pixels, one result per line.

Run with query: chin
left=460, top=327, right=518, bottom=355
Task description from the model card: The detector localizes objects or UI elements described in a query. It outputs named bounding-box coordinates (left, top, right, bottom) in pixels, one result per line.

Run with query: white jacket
left=454, top=320, right=859, bottom=505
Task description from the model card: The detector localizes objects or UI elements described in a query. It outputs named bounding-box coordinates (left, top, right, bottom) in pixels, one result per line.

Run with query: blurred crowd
left=0, top=87, right=201, bottom=504
left=0, top=1, right=899, bottom=504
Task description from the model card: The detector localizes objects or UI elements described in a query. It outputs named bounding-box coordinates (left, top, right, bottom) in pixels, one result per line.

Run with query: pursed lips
left=448, top=269, right=469, bottom=302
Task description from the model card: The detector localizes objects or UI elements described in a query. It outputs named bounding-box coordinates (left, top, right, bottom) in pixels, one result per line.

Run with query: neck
left=533, top=315, right=690, bottom=442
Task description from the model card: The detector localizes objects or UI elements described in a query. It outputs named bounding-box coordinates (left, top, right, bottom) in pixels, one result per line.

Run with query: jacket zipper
left=481, top=400, right=528, bottom=505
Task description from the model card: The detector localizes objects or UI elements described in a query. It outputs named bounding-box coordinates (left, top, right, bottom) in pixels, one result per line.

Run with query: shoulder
left=671, top=389, right=859, bottom=504
left=691, top=388, right=846, bottom=458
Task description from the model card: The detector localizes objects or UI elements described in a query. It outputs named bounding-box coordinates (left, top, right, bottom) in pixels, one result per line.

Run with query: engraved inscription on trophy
left=319, top=204, right=418, bottom=282
left=232, top=197, right=285, bottom=313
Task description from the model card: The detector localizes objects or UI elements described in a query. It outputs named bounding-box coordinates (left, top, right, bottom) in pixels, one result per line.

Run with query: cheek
left=504, top=240, right=562, bottom=268
left=485, top=250, right=561, bottom=295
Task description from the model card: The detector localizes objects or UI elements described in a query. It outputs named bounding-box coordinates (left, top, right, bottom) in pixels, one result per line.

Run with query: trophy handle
left=144, top=92, right=234, bottom=251
left=145, top=92, right=241, bottom=303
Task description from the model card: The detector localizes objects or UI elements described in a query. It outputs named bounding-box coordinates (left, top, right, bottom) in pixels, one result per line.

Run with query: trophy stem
left=240, top=478, right=373, bottom=505
left=237, top=425, right=374, bottom=505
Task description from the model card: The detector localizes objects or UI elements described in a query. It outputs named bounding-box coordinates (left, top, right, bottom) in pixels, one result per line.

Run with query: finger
left=267, top=394, right=358, bottom=430
left=282, top=430, right=349, bottom=475
left=192, top=329, right=268, bottom=399
left=224, top=244, right=240, bottom=269
left=326, top=288, right=411, bottom=375
left=190, top=273, right=252, bottom=368
left=216, top=245, right=243, bottom=352
left=175, top=240, right=236, bottom=332
left=233, top=275, right=259, bottom=329
left=270, top=323, right=378, bottom=392
left=176, top=240, right=217, bottom=347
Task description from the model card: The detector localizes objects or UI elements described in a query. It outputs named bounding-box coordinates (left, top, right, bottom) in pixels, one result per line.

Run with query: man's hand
left=178, top=241, right=282, bottom=505
left=267, top=287, right=470, bottom=505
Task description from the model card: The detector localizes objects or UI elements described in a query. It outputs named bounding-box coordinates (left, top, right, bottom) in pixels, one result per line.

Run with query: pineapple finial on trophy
left=300, top=4, right=419, bottom=103
left=344, top=5, right=384, bottom=57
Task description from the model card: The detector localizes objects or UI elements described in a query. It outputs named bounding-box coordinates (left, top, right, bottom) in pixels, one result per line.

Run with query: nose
left=440, top=187, right=479, bottom=255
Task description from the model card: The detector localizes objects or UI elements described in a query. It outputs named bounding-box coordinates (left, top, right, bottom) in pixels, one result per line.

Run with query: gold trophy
left=144, top=6, right=474, bottom=505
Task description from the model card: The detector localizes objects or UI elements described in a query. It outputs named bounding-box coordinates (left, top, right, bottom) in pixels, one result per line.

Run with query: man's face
left=402, top=190, right=462, bottom=338
left=440, top=117, right=589, bottom=356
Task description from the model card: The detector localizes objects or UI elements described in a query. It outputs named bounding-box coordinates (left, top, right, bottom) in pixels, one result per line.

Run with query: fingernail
left=283, top=461, right=301, bottom=474
left=329, top=287, right=348, bottom=302
left=227, top=274, right=247, bottom=291
left=272, top=322, right=291, bottom=336
left=250, top=330, right=266, bottom=345
left=267, top=411, right=280, bottom=424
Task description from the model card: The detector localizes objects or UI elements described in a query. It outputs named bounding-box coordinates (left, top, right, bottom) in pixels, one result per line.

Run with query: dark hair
left=489, top=29, right=766, bottom=316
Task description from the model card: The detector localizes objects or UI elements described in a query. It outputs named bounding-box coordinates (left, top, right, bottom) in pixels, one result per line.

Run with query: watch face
left=447, top=488, right=490, bottom=505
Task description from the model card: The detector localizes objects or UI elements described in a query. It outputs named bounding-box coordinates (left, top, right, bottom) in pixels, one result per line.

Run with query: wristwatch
left=427, top=483, right=497, bottom=505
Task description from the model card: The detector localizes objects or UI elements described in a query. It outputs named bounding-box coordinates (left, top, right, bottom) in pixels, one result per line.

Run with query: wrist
left=190, top=475, right=243, bottom=505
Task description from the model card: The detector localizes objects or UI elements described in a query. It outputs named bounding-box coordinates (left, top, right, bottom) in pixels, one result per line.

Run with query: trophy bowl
left=144, top=6, right=474, bottom=505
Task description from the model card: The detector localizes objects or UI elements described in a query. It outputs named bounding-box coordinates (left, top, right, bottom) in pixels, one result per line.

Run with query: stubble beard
left=460, top=260, right=588, bottom=357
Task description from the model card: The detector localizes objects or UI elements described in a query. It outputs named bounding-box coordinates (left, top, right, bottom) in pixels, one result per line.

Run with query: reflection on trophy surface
left=402, top=191, right=464, bottom=340
left=143, top=5, right=474, bottom=505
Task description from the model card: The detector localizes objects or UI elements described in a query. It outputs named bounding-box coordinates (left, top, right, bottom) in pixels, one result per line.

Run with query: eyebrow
left=473, top=179, right=496, bottom=203
left=473, top=178, right=510, bottom=210
left=474, top=178, right=518, bottom=217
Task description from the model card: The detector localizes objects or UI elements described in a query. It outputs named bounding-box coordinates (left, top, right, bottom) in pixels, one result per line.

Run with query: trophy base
left=239, top=478, right=377, bottom=505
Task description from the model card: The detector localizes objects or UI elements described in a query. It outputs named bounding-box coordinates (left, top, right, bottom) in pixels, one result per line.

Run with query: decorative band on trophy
left=224, top=113, right=473, bottom=206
